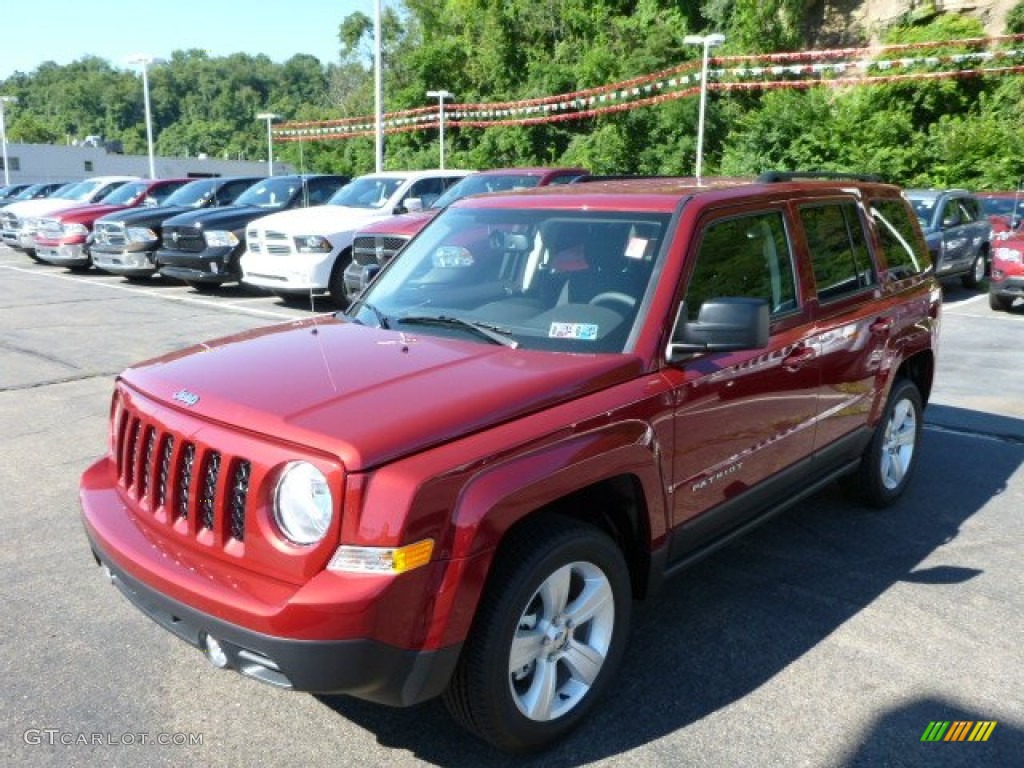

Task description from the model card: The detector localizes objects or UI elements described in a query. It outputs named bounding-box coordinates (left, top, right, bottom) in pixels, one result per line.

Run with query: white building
left=0, top=141, right=293, bottom=184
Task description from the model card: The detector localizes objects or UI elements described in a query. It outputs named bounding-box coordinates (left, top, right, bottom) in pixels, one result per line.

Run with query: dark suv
left=906, top=188, right=991, bottom=288
left=156, top=174, right=349, bottom=288
left=81, top=173, right=939, bottom=753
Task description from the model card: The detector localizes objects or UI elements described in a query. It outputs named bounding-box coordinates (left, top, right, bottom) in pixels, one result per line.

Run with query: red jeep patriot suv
left=80, top=172, right=940, bottom=752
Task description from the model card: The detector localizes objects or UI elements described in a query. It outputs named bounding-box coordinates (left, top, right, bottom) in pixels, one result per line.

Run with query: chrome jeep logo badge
left=173, top=389, right=200, bottom=407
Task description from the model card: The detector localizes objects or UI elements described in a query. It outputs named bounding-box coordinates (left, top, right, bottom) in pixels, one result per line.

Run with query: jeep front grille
left=352, top=234, right=409, bottom=266
left=114, top=403, right=249, bottom=543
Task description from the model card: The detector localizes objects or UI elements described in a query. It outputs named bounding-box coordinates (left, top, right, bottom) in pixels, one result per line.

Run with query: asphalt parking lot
left=1, top=247, right=1021, bottom=767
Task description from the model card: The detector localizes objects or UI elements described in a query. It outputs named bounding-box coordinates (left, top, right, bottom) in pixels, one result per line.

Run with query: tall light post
left=126, top=55, right=159, bottom=178
left=255, top=112, right=279, bottom=176
left=683, top=33, right=725, bottom=184
left=0, top=96, right=16, bottom=186
left=373, top=0, right=383, bottom=173
left=425, top=89, right=454, bottom=170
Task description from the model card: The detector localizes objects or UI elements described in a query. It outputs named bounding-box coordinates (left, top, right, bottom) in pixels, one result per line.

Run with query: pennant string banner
left=274, top=34, right=1024, bottom=142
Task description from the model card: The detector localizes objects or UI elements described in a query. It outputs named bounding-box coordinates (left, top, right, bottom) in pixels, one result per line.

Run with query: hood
left=4, top=198, right=84, bottom=218
left=49, top=203, right=129, bottom=223
left=162, top=205, right=263, bottom=231
left=97, top=204, right=195, bottom=227
left=250, top=205, right=388, bottom=237
left=120, top=318, right=642, bottom=472
left=357, top=210, right=437, bottom=237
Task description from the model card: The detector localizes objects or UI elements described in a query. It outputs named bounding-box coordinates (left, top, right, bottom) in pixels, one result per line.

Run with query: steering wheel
left=588, top=291, right=636, bottom=312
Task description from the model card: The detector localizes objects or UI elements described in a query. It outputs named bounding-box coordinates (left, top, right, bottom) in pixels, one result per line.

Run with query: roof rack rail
left=570, top=174, right=684, bottom=183
left=757, top=171, right=883, bottom=183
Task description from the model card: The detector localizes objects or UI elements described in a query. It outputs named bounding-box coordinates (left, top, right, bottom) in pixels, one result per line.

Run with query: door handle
left=870, top=317, right=893, bottom=335
left=782, top=346, right=815, bottom=371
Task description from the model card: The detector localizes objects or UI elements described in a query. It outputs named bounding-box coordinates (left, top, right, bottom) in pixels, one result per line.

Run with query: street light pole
left=0, top=96, right=16, bottom=186
left=425, top=89, right=454, bottom=170
left=683, top=33, right=725, bottom=184
left=127, top=55, right=158, bottom=178
left=255, top=112, right=280, bottom=176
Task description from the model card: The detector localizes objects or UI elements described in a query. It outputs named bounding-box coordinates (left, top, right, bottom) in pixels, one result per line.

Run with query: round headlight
left=273, top=462, right=333, bottom=545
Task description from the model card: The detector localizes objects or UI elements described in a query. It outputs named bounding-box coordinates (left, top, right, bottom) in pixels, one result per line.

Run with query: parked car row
left=7, top=172, right=1016, bottom=314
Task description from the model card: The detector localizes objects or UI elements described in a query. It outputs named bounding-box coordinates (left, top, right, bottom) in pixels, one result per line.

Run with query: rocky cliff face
left=807, top=0, right=1017, bottom=47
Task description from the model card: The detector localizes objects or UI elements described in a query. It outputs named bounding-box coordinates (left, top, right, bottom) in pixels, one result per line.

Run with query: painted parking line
left=0, top=263, right=303, bottom=321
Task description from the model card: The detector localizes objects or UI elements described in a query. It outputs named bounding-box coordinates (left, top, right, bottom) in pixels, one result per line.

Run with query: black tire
left=328, top=250, right=352, bottom=309
left=961, top=251, right=986, bottom=289
left=443, top=515, right=631, bottom=753
left=855, top=378, right=923, bottom=508
left=989, top=292, right=1013, bottom=312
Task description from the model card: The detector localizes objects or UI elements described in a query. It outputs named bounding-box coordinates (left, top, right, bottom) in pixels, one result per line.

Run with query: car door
left=796, top=198, right=891, bottom=454
left=665, top=206, right=820, bottom=556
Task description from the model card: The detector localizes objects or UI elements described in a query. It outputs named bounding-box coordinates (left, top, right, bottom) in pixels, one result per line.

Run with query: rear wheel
left=856, top=378, right=923, bottom=508
left=443, top=516, right=631, bottom=753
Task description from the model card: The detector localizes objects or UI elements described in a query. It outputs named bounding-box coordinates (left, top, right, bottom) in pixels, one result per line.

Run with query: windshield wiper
left=346, top=301, right=390, bottom=329
left=398, top=314, right=519, bottom=348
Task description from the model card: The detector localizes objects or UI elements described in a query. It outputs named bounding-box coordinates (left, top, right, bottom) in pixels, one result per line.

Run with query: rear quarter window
left=870, top=198, right=930, bottom=280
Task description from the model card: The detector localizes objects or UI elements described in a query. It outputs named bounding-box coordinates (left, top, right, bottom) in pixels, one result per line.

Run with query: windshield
left=430, top=174, right=542, bottom=210
left=907, top=196, right=935, bottom=226
left=13, top=184, right=48, bottom=200
left=979, top=196, right=1024, bottom=218
left=328, top=177, right=403, bottom=209
left=234, top=177, right=302, bottom=209
left=53, top=181, right=90, bottom=200
left=347, top=206, right=670, bottom=354
left=100, top=181, right=148, bottom=206
left=162, top=179, right=218, bottom=207
left=69, top=179, right=118, bottom=202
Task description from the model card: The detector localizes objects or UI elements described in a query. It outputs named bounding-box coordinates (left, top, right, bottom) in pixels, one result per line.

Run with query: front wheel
left=989, top=292, right=1013, bottom=312
left=961, top=252, right=986, bottom=289
left=855, top=378, right=923, bottom=508
left=443, top=516, right=631, bottom=753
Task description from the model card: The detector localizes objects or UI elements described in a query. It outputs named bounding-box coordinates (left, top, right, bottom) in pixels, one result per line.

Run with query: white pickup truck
left=240, top=169, right=471, bottom=305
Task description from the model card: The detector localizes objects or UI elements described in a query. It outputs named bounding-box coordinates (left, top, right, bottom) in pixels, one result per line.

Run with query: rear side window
left=685, top=211, right=798, bottom=321
left=870, top=199, right=929, bottom=280
left=799, top=202, right=876, bottom=303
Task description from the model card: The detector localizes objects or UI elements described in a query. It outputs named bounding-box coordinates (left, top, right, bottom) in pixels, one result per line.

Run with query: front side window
left=684, top=210, right=797, bottom=321
left=800, top=202, right=876, bottom=303
left=348, top=207, right=670, bottom=353
left=328, top=177, right=404, bottom=209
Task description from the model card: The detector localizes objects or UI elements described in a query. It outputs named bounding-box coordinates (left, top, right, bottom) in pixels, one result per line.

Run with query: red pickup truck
left=80, top=173, right=940, bottom=752
left=33, top=178, right=191, bottom=269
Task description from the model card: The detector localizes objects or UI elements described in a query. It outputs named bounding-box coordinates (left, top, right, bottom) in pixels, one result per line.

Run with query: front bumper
left=240, top=249, right=335, bottom=293
left=990, top=273, right=1024, bottom=299
left=79, top=458, right=463, bottom=705
left=35, top=241, right=89, bottom=267
left=87, top=536, right=460, bottom=705
left=157, top=246, right=238, bottom=284
left=92, top=247, right=159, bottom=277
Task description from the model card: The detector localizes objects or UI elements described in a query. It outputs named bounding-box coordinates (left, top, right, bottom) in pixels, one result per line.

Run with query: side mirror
left=941, top=216, right=959, bottom=228
left=666, top=297, right=769, bottom=362
left=401, top=197, right=424, bottom=213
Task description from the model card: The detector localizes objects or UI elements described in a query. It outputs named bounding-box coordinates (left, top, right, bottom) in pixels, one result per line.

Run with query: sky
left=0, top=0, right=365, bottom=80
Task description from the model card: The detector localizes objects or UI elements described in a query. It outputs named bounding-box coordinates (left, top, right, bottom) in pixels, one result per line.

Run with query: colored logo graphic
left=921, top=721, right=997, bottom=742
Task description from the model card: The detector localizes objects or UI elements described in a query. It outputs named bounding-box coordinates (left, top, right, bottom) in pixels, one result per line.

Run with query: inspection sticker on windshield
left=549, top=322, right=598, bottom=340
